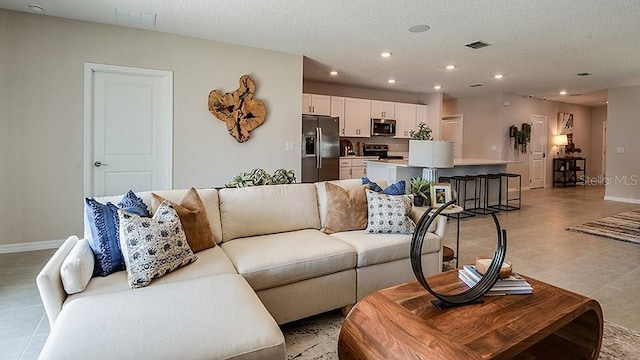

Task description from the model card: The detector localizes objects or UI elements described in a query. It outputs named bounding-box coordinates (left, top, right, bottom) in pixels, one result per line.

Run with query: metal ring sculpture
left=410, top=199, right=507, bottom=309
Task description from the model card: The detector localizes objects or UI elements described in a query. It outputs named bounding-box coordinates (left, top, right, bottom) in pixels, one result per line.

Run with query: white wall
left=0, top=10, right=302, bottom=246
left=605, top=86, right=640, bottom=202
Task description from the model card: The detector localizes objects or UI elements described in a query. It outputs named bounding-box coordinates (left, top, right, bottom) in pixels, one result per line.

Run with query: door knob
left=93, top=161, right=107, bottom=167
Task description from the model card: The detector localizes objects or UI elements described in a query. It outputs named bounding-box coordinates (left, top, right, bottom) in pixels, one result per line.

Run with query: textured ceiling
left=2, top=0, right=639, bottom=106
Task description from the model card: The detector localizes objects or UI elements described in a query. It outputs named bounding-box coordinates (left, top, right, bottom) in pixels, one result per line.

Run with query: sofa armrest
left=37, top=235, right=78, bottom=327
left=409, top=208, right=447, bottom=239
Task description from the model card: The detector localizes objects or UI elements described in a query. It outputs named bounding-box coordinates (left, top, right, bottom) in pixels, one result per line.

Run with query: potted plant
left=410, top=177, right=431, bottom=207
left=409, top=122, right=432, bottom=140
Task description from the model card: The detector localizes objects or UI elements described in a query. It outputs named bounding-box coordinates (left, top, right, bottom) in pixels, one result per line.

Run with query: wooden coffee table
left=338, top=270, right=603, bottom=359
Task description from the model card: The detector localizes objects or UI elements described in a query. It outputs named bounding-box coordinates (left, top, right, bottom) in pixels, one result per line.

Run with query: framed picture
left=558, top=112, right=574, bottom=135
left=430, top=183, right=452, bottom=208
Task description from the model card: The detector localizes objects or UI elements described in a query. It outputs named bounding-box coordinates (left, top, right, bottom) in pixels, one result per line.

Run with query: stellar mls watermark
left=580, top=175, right=638, bottom=186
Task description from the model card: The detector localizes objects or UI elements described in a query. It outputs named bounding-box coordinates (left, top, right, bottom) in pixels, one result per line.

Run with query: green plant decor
left=411, top=177, right=431, bottom=200
left=512, top=123, right=532, bottom=153
left=410, top=122, right=433, bottom=140
left=225, top=168, right=296, bottom=187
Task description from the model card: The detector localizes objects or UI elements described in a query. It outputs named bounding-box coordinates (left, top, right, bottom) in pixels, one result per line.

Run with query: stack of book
left=458, top=265, right=533, bottom=296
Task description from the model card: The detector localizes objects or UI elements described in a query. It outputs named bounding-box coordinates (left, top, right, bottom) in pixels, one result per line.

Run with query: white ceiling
left=3, top=0, right=640, bottom=106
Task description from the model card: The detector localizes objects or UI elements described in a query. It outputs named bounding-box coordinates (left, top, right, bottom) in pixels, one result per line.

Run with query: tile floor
left=1, top=185, right=639, bottom=359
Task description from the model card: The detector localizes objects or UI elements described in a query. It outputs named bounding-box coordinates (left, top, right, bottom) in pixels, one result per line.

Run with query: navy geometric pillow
left=85, top=191, right=150, bottom=277
left=361, top=177, right=406, bottom=195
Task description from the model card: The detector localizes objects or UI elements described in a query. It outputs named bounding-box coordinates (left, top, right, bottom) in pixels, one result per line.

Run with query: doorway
left=83, top=63, right=173, bottom=197
left=602, top=121, right=607, bottom=178
left=441, top=115, right=463, bottom=158
left=529, top=115, right=547, bottom=189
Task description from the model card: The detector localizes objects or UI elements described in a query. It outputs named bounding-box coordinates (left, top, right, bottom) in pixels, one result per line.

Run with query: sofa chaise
left=36, top=179, right=447, bottom=359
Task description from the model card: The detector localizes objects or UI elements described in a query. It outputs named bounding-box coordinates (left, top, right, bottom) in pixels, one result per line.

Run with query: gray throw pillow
left=365, top=190, right=416, bottom=234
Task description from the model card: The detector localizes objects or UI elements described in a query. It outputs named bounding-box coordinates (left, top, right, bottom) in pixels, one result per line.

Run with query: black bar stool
left=492, top=173, right=522, bottom=211
left=472, top=174, right=500, bottom=215
left=452, top=175, right=478, bottom=219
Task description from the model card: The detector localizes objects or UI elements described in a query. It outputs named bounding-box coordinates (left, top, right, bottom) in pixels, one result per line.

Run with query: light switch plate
left=286, top=142, right=295, bottom=151
left=616, top=147, right=625, bottom=154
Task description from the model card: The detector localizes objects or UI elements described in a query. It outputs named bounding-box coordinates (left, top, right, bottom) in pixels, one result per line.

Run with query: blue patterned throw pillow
left=361, top=177, right=406, bottom=195
left=85, top=190, right=150, bottom=277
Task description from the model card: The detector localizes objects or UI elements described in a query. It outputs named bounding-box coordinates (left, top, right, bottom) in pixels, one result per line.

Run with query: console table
left=338, top=271, right=603, bottom=359
left=553, top=157, right=586, bottom=187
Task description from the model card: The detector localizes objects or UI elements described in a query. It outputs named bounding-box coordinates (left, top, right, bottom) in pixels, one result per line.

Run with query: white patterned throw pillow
left=118, top=200, right=197, bottom=289
left=365, top=189, right=416, bottom=234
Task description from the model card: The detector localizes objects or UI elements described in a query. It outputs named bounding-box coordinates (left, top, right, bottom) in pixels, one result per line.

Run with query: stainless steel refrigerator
left=301, top=115, right=340, bottom=182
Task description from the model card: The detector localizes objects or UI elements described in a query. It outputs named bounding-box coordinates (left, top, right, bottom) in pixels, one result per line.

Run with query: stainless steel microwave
left=371, top=118, right=396, bottom=136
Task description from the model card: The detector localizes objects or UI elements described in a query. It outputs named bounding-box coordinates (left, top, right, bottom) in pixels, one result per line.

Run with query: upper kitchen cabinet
left=302, top=93, right=331, bottom=115
left=394, top=103, right=417, bottom=138
left=344, top=98, right=371, bottom=137
left=370, top=100, right=395, bottom=119
left=330, top=96, right=346, bottom=136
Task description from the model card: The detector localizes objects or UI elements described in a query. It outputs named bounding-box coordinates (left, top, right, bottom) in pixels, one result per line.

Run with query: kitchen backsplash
left=342, top=137, right=409, bottom=156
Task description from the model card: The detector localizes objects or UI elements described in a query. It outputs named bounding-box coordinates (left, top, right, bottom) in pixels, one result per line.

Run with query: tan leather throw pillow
left=323, top=183, right=369, bottom=234
left=151, top=188, right=216, bottom=252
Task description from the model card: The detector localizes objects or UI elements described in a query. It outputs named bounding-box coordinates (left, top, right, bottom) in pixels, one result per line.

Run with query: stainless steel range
left=362, top=144, right=403, bottom=159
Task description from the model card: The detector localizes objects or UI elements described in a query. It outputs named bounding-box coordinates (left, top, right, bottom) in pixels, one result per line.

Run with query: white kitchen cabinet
left=330, top=96, right=346, bottom=136
left=339, top=157, right=370, bottom=179
left=394, top=103, right=417, bottom=138
left=371, top=100, right=395, bottom=119
left=344, top=98, right=371, bottom=137
left=417, top=104, right=428, bottom=127
left=302, top=93, right=331, bottom=115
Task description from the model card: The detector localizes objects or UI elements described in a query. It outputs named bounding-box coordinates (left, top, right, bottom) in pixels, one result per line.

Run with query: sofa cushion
left=151, top=188, right=216, bottom=252
left=42, top=275, right=286, bottom=360
left=316, top=179, right=388, bottom=228
left=330, top=230, right=441, bottom=267
left=362, top=177, right=406, bottom=195
left=218, top=184, right=320, bottom=242
left=119, top=201, right=197, bottom=288
left=60, top=239, right=94, bottom=295
left=220, top=229, right=356, bottom=291
left=85, top=191, right=151, bottom=277
left=65, top=246, right=237, bottom=304
left=323, top=183, right=369, bottom=234
left=86, top=188, right=223, bottom=245
left=365, top=190, right=416, bottom=234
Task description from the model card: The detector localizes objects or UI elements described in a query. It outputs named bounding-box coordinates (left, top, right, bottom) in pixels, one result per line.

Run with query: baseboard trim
left=0, top=239, right=64, bottom=254
left=604, top=195, right=640, bottom=204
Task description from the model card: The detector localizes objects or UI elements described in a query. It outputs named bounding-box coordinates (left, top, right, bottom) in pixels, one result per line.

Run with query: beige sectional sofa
left=37, top=179, right=447, bottom=359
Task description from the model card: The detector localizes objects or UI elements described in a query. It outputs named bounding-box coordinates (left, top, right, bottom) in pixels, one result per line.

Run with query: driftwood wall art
left=208, top=75, right=267, bottom=143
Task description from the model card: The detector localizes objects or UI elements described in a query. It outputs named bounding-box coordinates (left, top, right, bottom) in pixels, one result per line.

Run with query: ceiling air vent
left=469, top=83, right=483, bottom=87
left=115, top=8, right=157, bottom=26
left=465, top=41, right=491, bottom=49
left=576, top=72, right=592, bottom=76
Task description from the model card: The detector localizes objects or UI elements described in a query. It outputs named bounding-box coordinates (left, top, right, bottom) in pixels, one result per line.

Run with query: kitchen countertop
left=367, top=158, right=517, bottom=167
left=339, top=155, right=379, bottom=159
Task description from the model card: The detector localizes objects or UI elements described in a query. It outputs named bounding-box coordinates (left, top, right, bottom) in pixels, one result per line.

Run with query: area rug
left=567, top=209, right=640, bottom=245
left=282, top=310, right=640, bottom=359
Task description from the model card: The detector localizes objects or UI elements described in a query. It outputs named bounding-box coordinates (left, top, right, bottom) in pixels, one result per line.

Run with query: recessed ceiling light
left=27, top=4, right=44, bottom=13
left=434, top=85, right=442, bottom=90
left=446, top=65, right=456, bottom=70
left=494, top=74, right=504, bottom=79
left=408, top=24, right=430, bottom=33
left=381, top=52, right=392, bottom=58
left=329, top=71, right=338, bottom=76
left=559, top=90, right=567, bottom=95
left=388, top=79, right=396, bottom=84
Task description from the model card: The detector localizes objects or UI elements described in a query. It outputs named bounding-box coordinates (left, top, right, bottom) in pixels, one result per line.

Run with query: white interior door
left=441, top=115, right=463, bottom=158
left=84, top=63, right=173, bottom=197
left=529, top=115, right=547, bottom=189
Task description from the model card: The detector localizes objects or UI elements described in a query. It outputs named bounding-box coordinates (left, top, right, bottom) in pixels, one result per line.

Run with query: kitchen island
left=366, top=158, right=515, bottom=189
